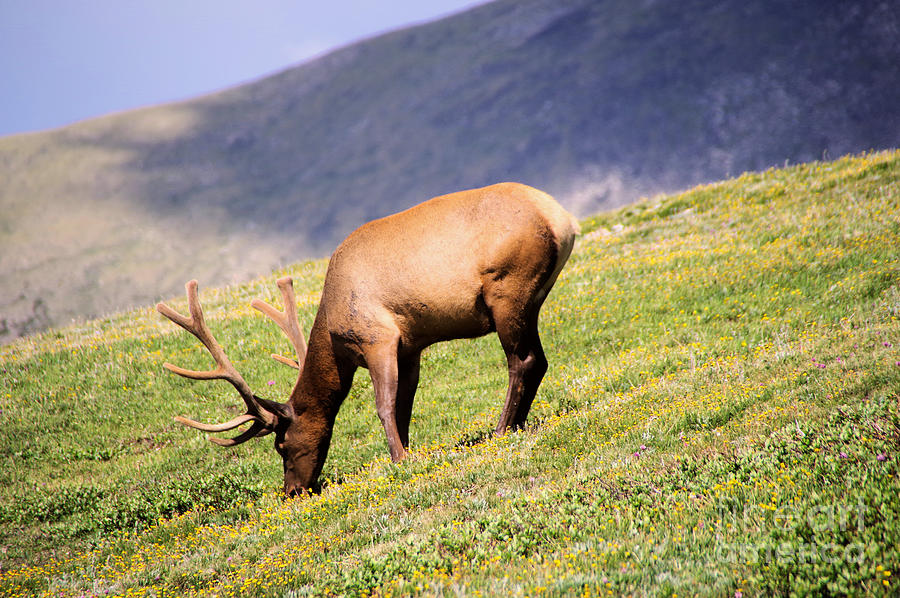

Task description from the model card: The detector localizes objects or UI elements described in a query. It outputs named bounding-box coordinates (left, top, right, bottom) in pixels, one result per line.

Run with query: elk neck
left=287, top=308, right=356, bottom=421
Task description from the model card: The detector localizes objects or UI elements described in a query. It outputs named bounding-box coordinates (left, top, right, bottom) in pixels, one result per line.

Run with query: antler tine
left=250, top=276, right=307, bottom=371
left=156, top=280, right=277, bottom=438
left=174, top=414, right=258, bottom=433
left=157, top=281, right=254, bottom=396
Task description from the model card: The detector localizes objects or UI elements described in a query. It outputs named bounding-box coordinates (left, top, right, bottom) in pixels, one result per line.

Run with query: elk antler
left=157, top=280, right=278, bottom=445
left=251, top=277, right=307, bottom=371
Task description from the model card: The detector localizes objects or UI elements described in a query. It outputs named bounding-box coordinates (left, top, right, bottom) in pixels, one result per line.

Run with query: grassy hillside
left=3, top=0, right=899, bottom=343
left=1, top=151, right=898, bottom=596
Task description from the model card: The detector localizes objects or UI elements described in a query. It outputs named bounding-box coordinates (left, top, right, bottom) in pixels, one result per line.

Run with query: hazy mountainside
left=1, top=0, right=898, bottom=343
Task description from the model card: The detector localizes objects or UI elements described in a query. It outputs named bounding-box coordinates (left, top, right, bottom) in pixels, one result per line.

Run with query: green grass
left=1, top=151, right=899, bottom=596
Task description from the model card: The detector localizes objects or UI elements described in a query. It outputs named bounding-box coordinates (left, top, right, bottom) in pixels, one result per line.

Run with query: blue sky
left=0, top=0, right=484, bottom=137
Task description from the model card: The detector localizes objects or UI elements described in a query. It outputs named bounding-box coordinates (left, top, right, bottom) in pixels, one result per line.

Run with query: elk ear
left=255, top=395, right=295, bottom=423
left=203, top=399, right=294, bottom=448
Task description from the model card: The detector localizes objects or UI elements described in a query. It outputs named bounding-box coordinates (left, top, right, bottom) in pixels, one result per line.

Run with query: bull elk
left=156, top=183, right=578, bottom=496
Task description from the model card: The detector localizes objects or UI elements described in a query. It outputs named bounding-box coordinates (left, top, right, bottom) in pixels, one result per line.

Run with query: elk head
left=156, top=277, right=319, bottom=495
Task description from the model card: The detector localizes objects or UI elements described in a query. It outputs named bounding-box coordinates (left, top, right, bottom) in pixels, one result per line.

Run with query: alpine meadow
left=0, top=150, right=898, bottom=596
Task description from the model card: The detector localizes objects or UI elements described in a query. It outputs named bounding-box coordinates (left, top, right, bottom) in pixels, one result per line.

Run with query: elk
left=156, top=183, right=578, bottom=496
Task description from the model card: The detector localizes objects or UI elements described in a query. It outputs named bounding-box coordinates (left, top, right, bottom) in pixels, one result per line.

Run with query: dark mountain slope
left=1, top=0, right=898, bottom=342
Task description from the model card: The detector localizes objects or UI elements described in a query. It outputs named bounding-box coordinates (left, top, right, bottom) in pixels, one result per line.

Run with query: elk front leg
left=366, top=337, right=408, bottom=462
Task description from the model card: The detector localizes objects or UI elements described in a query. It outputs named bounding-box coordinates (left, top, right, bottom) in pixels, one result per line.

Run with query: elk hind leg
left=395, top=352, right=421, bottom=449
left=493, top=307, right=547, bottom=435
